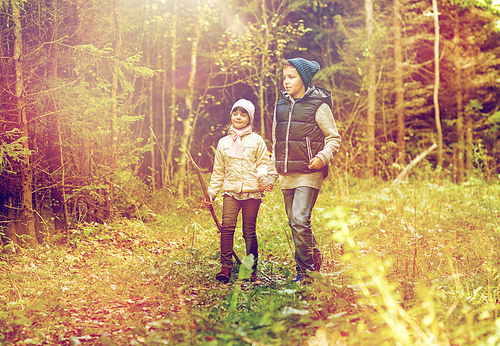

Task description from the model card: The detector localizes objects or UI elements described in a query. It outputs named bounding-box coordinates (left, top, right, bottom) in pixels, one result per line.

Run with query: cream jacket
left=208, top=132, right=277, bottom=199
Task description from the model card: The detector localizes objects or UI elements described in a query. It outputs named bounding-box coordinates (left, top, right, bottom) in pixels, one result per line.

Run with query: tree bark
left=12, top=0, right=37, bottom=246
left=393, top=0, right=405, bottom=163
left=177, top=0, right=200, bottom=198
left=109, top=0, right=122, bottom=218
left=454, top=10, right=465, bottom=184
left=147, top=43, right=156, bottom=193
left=45, top=0, right=69, bottom=236
left=365, top=0, right=376, bottom=178
left=166, top=1, right=178, bottom=185
left=465, top=86, right=473, bottom=173
left=161, top=33, right=169, bottom=186
left=433, top=0, right=443, bottom=167
left=258, top=0, right=270, bottom=138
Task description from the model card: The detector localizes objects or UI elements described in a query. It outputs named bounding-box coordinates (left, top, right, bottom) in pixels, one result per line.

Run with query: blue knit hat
left=287, top=58, right=320, bottom=89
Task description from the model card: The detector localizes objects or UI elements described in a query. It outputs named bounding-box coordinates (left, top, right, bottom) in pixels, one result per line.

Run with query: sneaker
left=293, top=273, right=312, bottom=284
left=215, top=267, right=232, bottom=283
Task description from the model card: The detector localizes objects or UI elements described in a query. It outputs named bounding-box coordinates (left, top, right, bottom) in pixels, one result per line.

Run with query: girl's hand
left=258, top=183, right=274, bottom=192
left=205, top=197, right=213, bottom=207
left=264, top=184, right=274, bottom=192
left=308, top=157, right=324, bottom=170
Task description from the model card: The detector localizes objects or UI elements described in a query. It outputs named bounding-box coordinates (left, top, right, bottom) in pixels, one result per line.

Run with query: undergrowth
left=1, top=174, right=500, bottom=345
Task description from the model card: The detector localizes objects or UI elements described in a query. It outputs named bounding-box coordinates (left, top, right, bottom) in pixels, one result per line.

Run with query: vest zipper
left=284, top=102, right=294, bottom=173
left=306, top=136, right=313, bottom=162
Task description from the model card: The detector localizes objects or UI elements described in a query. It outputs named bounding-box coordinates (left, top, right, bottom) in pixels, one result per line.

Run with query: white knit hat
left=230, top=99, right=255, bottom=123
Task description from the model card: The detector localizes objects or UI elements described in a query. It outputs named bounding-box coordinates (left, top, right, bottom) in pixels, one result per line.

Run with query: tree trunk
left=365, top=0, right=376, bottom=178
left=45, top=0, right=69, bottom=237
left=147, top=44, right=156, bottom=193
left=12, top=0, right=37, bottom=246
left=258, top=0, right=270, bottom=138
left=187, top=68, right=215, bottom=160
left=393, top=0, right=405, bottom=164
left=79, top=137, right=91, bottom=223
left=161, top=35, right=169, bottom=186
left=177, top=0, right=200, bottom=198
left=465, top=86, right=473, bottom=173
left=57, top=114, right=69, bottom=237
left=453, top=11, right=465, bottom=184
left=166, top=1, right=178, bottom=185
left=6, top=197, right=18, bottom=245
left=109, top=0, right=122, bottom=218
left=433, top=0, right=443, bottom=167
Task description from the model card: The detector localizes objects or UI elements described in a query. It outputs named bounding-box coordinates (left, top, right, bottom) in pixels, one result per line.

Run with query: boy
left=272, top=58, right=341, bottom=283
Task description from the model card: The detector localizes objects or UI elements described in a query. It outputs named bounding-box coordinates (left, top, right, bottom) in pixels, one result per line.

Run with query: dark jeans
left=282, top=187, right=322, bottom=274
left=220, top=195, right=261, bottom=270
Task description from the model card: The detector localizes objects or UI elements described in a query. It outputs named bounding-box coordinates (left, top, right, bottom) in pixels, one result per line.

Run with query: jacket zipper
left=284, top=102, right=294, bottom=173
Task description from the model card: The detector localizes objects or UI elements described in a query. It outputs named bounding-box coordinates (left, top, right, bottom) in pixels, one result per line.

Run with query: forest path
left=2, top=222, right=222, bottom=345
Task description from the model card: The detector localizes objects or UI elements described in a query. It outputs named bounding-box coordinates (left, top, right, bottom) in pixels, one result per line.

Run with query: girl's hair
left=232, top=106, right=249, bottom=116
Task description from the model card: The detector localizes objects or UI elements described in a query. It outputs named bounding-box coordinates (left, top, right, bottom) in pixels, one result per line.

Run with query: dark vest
left=275, top=87, right=332, bottom=176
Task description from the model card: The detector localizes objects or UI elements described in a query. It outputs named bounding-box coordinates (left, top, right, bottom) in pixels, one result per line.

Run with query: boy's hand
left=258, top=183, right=274, bottom=192
left=264, top=184, right=274, bottom=192
left=308, top=157, right=324, bottom=170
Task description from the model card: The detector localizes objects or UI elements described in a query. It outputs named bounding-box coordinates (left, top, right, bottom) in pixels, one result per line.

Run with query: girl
left=206, top=99, right=277, bottom=283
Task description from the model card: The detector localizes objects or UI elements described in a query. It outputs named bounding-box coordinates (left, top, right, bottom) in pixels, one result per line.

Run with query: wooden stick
left=187, top=151, right=241, bottom=264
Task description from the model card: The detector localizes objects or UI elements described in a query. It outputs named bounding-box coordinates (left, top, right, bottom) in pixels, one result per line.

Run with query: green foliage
left=486, top=111, right=500, bottom=125
left=0, top=129, right=31, bottom=174
left=214, top=1, right=307, bottom=99
left=2, top=177, right=500, bottom=345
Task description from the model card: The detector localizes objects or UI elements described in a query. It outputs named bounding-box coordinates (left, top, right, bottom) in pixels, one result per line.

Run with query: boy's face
left=282, top=65, right=306, bottom=99
left=231, top=107, right=250, bottom=130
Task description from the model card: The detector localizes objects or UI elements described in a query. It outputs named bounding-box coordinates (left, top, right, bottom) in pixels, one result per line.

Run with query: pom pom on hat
left=287, top=58, right=320, bottom=89
left=230, top=99, right=255, bottom=123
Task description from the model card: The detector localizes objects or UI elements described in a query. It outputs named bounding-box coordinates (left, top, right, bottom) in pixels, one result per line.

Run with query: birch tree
left=365, top=0, right=376, bottom=178
left=453, top=10, right=465, bottom=183
left=433, top=0, right=444, bottom=167
left=108, top=0, right=122, bottom=217
left=165, top=2, right=178, bottom=185
left=177, top=0, right=200, bottom=198
left=393, top=0, right=405, bottom=163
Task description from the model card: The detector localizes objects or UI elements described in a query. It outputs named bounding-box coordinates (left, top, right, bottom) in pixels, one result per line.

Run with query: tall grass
left=1, top=172, right=499, bottom=345
left=312, top=174, right=500, bottom=345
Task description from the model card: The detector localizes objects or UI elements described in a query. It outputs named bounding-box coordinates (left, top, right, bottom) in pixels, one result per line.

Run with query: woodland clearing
left=1, top=174, right=500, bottom=345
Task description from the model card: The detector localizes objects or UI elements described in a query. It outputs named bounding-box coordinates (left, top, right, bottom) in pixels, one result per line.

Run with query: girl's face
left=282, top=65, right=306, bottom=99
left=231, top=107, right=250, bottom=130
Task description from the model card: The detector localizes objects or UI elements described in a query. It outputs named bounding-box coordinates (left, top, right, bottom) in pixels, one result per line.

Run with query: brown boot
left=250, top=271, right=257, bottom=282
left=215, top=267, right=231, bottom=283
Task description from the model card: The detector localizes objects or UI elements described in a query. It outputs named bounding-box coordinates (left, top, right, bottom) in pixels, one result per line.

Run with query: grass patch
left=1, top=176, right=500, bottom=345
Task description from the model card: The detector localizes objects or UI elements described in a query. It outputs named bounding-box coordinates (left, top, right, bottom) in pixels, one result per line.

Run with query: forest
left=1, top=0, right=500, bottom=345
left=0, top=0, right=499, bottom=242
